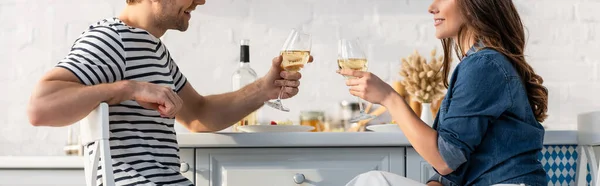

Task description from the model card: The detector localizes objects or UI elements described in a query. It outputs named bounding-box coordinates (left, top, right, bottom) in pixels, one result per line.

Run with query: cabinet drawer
left=180, top=148, right=195, bottom=183
left=195, top=148, right=404, bottom=186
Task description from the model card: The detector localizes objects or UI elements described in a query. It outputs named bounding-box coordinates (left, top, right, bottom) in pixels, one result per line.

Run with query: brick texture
left=0, top=0, right=598, bottom=155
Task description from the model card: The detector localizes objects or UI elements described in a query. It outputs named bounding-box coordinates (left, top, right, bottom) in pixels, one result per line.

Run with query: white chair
left=80, top=102, right=115, bottom=186
left=576, top=111, right=600, bottom=186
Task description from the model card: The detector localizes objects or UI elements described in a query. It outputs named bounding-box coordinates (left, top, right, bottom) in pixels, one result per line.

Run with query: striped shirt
left=57, top=18, right=192, bottom=186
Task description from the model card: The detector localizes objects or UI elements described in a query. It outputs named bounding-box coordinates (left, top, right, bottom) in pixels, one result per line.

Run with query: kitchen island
left=0, top=130, right=585, bottom=186
left=176, top=130, right=581, bottom=186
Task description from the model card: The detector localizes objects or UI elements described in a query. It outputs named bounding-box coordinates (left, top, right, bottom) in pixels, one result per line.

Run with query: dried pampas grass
left=399, top=48, right=449, bottom=103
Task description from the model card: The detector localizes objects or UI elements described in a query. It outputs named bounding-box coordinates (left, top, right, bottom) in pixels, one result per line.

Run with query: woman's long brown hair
left=441, top=0, right=548, bottom=122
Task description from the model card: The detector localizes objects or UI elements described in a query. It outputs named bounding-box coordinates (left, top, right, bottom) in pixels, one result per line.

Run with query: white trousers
left=345, top=171, right=526, bottom=186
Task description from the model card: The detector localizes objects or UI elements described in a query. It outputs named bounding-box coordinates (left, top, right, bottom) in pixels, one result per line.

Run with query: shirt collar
left=465, top=40, right=485, bottom=57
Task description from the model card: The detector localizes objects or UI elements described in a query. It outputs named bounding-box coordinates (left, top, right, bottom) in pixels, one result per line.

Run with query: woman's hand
left=337, top=69, right=398, bottom=105
left=427, top=181, right=443, bottom=186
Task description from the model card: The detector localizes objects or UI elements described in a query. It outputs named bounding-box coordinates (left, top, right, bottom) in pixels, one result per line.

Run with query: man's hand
left=261, top=55, right=314, bottom=100
left=122, top=81, right=183, bottom=118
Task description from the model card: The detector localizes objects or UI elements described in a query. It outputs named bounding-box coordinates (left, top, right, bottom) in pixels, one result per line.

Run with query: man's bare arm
left=28, top=68, right=182, bottom=127
left=175, top=56, right=307, bottom=132
left=27, top=68, right=131, bottom=126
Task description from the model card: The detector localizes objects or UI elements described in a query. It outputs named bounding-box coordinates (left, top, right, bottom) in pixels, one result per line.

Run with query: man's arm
left=28, top=68, right=182, bottom=127
left=28, top=68, right=131, bottom=126
left=28, top=25, right=133, bottom=126
left=174, top=80, right=267, bottom=132
left=175, top=56, right=306, bottom=132
left=28, top=25, right=183, bottom=127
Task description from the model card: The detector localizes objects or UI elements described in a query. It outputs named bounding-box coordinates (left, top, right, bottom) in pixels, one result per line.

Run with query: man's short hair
left=126, top=0, right=141, bottom=4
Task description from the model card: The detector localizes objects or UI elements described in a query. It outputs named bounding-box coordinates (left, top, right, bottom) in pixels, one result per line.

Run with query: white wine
left=338, top=58, right=368, bottom=71
left=281, top=50, right=311, bottom=72
left=338, top=58, right=368, bottom=79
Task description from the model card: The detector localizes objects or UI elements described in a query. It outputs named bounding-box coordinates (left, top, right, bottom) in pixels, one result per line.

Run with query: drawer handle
left=293, top=173, right=305, bottom=184
left=180, top=162, right=190, bottom=173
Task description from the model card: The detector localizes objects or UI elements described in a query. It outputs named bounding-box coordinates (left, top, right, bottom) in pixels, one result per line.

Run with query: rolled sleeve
left=437, top=135, right=467, bottom=170
left=427, top=173, right=442, bottom=184
left=435, top=54, right=512, bottom=171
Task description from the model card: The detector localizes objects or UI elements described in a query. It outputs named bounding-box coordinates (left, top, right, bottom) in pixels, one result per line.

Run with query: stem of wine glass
left=356, top=96, right=366, bottom=114
left=277, top=86, right=285, bottom=101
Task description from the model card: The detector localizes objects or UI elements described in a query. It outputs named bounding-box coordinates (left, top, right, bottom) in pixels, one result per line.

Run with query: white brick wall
left=0, top=0, right=598, bottom=156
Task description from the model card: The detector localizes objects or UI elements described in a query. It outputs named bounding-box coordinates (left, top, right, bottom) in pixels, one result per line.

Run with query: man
left=27, top=0, right=311, bottom=185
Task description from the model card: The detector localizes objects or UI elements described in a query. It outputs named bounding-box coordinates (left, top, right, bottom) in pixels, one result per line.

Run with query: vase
left=420, top=102, right=434, bottom=127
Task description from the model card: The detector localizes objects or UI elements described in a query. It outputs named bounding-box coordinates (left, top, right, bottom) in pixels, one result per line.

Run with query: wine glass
left=338, top=38, right=376, bottom=122
left=264, top=29, right=312, bottom=112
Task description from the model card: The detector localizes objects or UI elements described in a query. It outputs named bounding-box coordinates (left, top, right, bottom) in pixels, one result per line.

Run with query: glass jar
left=339, top=101, right=364, bottom=131
left=300, top=111, right=325, bottom=132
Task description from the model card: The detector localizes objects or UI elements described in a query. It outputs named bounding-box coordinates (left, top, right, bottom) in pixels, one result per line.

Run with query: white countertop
left=0, top=130, right=578, bottom=169
left=177, top=132, right=412, bottom=148
left=177, top=130, right=578, bottom=148
left=0, top=156, right=83, bottom=169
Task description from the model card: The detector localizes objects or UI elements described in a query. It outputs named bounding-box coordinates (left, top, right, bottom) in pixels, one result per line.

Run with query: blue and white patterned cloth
left=539, top=145, right=592, bottom=186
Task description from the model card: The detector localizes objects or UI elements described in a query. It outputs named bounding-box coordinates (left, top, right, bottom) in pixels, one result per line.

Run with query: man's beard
left=154, top=13, right=188, bottom=32
left=154, top=1, right=189, bottom=32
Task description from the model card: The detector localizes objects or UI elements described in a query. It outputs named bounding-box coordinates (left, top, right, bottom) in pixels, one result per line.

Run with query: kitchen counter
left=0, top=130, right=578, bottom=169
left=177, top=130, right=581, bottom=186
left=176, top=132, right=410, bottom=148
left=0, top=156, right=83, bottom=169
left=176, top=130, right=578, bottom=148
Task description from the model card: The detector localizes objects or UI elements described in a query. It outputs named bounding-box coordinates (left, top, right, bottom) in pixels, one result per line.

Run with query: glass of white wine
left=338, top=38, right=376, bottom=122
left=265, top=29, right=312, bottom=112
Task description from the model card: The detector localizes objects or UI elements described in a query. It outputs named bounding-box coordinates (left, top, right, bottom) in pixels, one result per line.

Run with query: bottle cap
left=240, top=39, right=250, bottom=46
left=240, top=39, right=250, bottom=63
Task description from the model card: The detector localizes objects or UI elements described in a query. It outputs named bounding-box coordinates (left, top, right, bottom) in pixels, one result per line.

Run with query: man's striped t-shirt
left=57, top=18, right=192, bottom=186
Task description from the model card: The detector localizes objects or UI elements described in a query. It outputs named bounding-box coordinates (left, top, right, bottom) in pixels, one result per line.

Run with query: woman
left=342, top=0, right=548, bottom=186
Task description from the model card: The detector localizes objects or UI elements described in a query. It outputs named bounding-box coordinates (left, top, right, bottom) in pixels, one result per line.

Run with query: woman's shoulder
left=458, top=48, right=519, bottom=79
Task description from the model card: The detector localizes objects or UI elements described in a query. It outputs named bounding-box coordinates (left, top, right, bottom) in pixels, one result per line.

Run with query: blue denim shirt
left=427, top=45, right=547, bottom=186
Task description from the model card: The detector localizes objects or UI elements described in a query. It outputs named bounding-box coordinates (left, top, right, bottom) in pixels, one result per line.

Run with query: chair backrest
left=80, top=102, right=115, bottom=186
left=578, top=111, right=600, bottom=146
left=576, top=111, right=600, bottom=186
